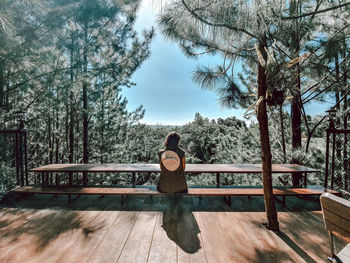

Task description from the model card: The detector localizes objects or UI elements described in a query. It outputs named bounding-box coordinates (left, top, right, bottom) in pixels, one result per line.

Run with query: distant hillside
left=147, top=124, right=183, bottom=129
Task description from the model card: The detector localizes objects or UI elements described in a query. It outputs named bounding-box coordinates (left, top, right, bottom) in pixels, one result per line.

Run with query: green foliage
left=0, top=162, right=16, bottom=197
left=1, top=0, right=349, bottom=192
left=0, top=0, right=155, bottom=190
left=0, top=111, right=341, bottom=189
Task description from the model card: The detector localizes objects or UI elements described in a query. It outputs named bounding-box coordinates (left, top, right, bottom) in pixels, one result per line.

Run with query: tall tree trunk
left=335, top=53, right=340, bottom=112
left=257, top=39, right=279, bottom=231
left=343, top=37, right=348, bottom=190
left=279, top=104, right=287, bottom=163
left=65, top=91, right=69, bottom=162
left=291, top=69, right=302, bottom=186
left=344, top=94, right=348, bottom=190
left=290, top=0, right=302, bottom=187
left=69, top=94, right=74, bottom=163
left=65, top=65, right=69, bottom=162
left=334, top=55, right=342, bottom=188
left=82, top=22, right=89, bottom=185
left=100, top=92, right=105, bottom=163
left=5, top=69, right=9, bottom=108
left=55, top=111, right=59, bottom=161
left=69, top=33, right=74, bottom=164
left=48, top=116, right=53, bottom=164
left=0, top=66, right=4, bottom=107
left=55, top=94, right=59, bottom=184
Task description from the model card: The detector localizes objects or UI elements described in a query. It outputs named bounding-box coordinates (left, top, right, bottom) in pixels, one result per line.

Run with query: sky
left=121, top=0, right=332, bottom=126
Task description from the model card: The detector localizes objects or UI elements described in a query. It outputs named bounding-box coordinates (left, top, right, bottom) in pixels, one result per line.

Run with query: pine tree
left=158, top=0, right=280, bottom=230
left=157, top=0, right=350, bottom=229
left=0, top=0, right=154, bottom=183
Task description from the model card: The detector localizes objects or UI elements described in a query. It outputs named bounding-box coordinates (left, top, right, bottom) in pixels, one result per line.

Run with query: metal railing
left=324, top=109, right=350, bottom=191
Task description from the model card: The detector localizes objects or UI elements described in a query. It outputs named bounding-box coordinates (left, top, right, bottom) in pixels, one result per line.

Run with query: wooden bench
left=12, top=185, right=338, bottom=206
left=11, top=163, right=334, bottom=206
left=29, top=163, right=319, bottom=187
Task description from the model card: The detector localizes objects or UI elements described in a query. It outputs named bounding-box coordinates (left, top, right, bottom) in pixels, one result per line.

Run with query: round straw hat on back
left=161, top=150, right=180, bottom=171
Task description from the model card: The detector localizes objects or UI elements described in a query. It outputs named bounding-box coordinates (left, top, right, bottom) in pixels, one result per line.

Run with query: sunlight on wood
left=0, top=195, right=347, bottom=263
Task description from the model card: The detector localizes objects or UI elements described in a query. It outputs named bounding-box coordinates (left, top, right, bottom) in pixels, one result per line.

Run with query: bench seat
left=11, top=186, right=339, bottom=205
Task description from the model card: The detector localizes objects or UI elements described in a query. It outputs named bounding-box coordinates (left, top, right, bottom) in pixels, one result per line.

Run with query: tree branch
left=301, top=52, right=350, bottom=99
left=302, top=23, right=350, bottom=64
left=181, top=0, right=257, bottom=39
left=282, top=2, right=350, bottom=20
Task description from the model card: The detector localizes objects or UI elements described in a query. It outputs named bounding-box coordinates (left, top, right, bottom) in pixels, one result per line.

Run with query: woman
left=157, top=131, right=188, bottom=193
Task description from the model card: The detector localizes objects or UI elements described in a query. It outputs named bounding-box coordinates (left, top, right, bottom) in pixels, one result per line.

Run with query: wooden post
left=324, top=129, right=330, bottom=188
left=82, top=21, right=89, bottom=187
left=331, top=132, right=336, bottom=189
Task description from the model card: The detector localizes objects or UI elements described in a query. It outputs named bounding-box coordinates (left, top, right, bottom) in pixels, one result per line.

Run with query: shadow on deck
left=0, top=194, right=346, bottom=262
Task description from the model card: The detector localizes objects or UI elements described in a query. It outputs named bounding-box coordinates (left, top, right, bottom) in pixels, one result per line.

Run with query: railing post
left=331, top=132, right=336, bottom=189
left=1, top=113, right=28, bottom=188
left=41, top=172, right=45, bottom=186
left=132, top=172, right=136, bottom=188
left=19, top=130, right=24, bottom=186
left=325, top=109, right=337, bottom=189
left=216, top=173, right=220, bottom=188
left=15, top=132, right=20, bottom=186
left=16, top=110, right=26, bottom=187
left=83, top=172, right=87, bottom=186
left=303, top=172, right=307, bottom=188
left=69, top=172, right=72, bottom=186
left=23, top=129, right=28, bottom=185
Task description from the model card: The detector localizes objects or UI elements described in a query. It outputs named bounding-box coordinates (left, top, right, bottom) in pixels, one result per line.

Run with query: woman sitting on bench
left=157, top=131, right=188, bottom=193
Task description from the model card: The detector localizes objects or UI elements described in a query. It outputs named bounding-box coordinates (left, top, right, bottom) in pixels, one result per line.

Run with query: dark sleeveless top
left=157, top=147, right=188, bottom=193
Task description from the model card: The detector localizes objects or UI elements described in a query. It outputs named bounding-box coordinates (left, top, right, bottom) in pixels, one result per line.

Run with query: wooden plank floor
left=0, top=194, right=347, bottom=263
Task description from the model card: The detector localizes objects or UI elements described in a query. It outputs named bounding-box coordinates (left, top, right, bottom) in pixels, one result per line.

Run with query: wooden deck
left=0, top=194, right=347, bottom=263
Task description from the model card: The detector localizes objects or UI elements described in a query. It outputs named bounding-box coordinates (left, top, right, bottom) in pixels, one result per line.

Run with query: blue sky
left=121, top=0, right=332, bottom=125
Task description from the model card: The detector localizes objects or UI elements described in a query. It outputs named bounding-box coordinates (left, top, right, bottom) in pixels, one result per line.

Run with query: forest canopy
left=0, top=0, right=349, bottom=200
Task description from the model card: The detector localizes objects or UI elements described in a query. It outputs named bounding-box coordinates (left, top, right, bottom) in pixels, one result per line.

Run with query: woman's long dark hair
left=164, top=131, right=180, bottom=149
